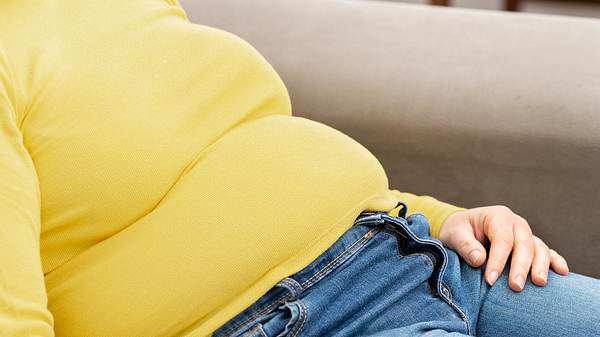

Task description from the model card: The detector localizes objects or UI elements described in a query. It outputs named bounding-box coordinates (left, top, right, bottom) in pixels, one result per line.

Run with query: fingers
left=453, top=223, right=488, bottom=268
left=483, top=216, right=514, bottom=287
left=507, top=219, right=535, bottom=292
left=549, top=249, right=570, bottom=275
left=484, top=213, right=536, bottom=292
left=530, top=236, right=550, bottom=286
left=438, top=213, right=488, bottom=268
left=442, top=205, right=570, bottom=294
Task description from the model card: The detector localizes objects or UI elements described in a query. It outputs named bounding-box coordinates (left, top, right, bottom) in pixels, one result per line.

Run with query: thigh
left=437, top=234, right=600, bottom=337
left=477, top=267, right=600, bottom=336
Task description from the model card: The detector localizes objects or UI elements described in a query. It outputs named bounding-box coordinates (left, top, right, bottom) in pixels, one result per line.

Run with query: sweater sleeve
left=387, top=189, right=466, bottom=239
left=0, top=56, right=54, bottom=336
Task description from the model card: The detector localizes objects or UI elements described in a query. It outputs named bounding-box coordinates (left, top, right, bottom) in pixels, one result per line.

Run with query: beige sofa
left=180, top=0, right=600, bottom=278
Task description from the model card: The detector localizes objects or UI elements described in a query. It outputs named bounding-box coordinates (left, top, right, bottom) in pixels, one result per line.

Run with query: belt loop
left=395, top=201, right=408, bottom=219
left=275, top=277, right=303, bottom=300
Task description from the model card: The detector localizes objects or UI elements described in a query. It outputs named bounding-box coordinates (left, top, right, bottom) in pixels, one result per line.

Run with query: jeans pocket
left=256, top=299, right=307, bottom=337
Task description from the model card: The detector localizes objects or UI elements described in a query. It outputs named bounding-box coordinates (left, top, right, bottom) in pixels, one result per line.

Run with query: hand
left=438, top=206, right=569, bottom=292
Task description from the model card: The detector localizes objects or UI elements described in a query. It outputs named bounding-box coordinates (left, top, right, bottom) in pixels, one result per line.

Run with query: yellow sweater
left=0, top=1, right=463, bottom=336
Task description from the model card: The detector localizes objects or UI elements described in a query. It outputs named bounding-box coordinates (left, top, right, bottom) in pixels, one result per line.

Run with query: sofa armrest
left=181, top=0, right=600, bottom=277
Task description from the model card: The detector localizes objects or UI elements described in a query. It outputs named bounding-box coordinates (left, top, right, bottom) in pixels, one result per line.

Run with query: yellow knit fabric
left=0, top=1, right=464, bottom=336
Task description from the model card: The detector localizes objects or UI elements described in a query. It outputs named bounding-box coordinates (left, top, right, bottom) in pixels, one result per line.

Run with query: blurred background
left=382, top=0, right=600, bottom=18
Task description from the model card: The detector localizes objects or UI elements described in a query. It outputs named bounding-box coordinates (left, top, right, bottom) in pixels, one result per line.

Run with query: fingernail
left=539, top=271, right=547, bottom=283
left=515, top=274, right=524, bottom=290
left=487, top=269, right=499, bottom=286
left=469, top=250, right=481, bottom=265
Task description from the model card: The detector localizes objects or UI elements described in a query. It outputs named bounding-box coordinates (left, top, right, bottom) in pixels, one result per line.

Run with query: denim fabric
left=212, top=211, right=600, bottom=337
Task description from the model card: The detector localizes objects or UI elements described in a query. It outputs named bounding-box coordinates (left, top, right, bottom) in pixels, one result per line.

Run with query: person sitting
left=0, top=1, right=598, bottom=336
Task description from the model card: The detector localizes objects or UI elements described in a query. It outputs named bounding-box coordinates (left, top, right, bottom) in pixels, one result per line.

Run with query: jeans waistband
left=213, top=213, right=379, bottom=337
left=212, top=210, right=450, bottom=337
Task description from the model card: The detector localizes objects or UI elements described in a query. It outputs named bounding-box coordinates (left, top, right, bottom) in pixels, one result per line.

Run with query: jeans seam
left=221, top=293, right=292, bottom=337
left=300, top=227, right=379, bottom=290
left=443, top=282, right=452, bottom=301
left=288, top=300, right=308, bottom=337
left=442, top=280, right=472, bottom=335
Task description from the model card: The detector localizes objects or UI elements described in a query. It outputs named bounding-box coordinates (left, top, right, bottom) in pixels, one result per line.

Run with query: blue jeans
left=212, top=211, right=600, bottom=336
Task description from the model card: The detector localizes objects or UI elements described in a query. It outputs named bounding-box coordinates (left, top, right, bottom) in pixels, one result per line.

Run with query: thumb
left=445, top=223, right=487, bottom=268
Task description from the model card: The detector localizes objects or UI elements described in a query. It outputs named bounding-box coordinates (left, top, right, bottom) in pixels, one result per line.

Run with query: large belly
left=44, top=114, right=392, bottom=336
